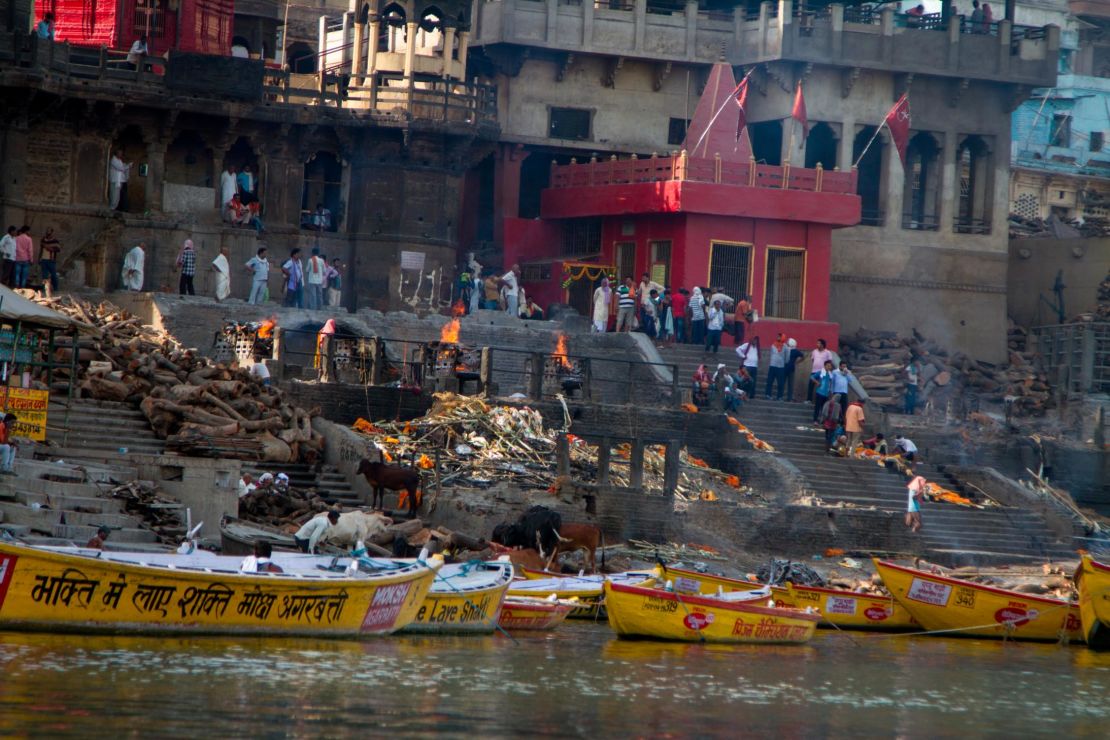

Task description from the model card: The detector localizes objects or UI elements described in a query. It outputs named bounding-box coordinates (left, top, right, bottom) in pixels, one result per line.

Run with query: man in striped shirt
left=615, top=277, right=636, bottom=332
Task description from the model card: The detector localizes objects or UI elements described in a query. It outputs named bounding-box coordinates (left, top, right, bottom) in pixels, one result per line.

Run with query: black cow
left=491, top=506, right=563, bottom=558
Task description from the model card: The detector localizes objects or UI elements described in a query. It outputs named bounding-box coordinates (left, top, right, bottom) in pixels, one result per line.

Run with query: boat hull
left=0, top=542, right=438, bottom=637
left=874, top=559, right=1082, bottom=643
left=508, top=572, right=654, bottom=619
left=1077, top=555, right=1110, bottom=649
left=498, top=597, right=575, bottom=631
left=604, top=581, right=819, bottom=644
left=402, top=562, right=514, bottom=634
left=661, top=566, right=916, bottom=632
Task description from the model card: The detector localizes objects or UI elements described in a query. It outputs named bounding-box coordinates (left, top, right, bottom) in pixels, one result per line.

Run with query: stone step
left=14, top=490, right=127, bottom=514
left=18, top=457, right=139, bottom=483
left=51, top=523, right=159, bottom=544
left=0, top=502, right=136, bottom=529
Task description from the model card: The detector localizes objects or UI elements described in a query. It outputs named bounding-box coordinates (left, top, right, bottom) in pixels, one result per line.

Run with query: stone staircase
left=46, top=398, right=166, bottom=461
left=731, top=398, right=1080, bottom=562
left=0, top=457, right=169, bottom=547
left=242, top=462, right=360, bottom=506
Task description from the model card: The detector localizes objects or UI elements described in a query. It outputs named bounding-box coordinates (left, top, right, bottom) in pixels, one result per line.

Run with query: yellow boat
left=508, top=571, right=655, bottom=619
left=403, top=561, right=514, bottom=634
left=604, top=580, right=820, bottom=644
left=0, top=541, right=440, bottom=637
left=875, top=559, right=1082, bottom=643
left=1076, top=554, right=1110, bottom=649
left=660, top=566, right=917, bottom=631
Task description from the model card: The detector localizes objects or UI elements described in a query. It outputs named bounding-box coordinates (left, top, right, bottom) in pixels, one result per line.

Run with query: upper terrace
left=474, top=0, right=1060, bottom=85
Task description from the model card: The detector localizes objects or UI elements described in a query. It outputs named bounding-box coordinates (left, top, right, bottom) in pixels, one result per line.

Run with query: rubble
left=39, top=295, right=325, bottom=463
left=102, top=481, right=183, bottom=542
left=840, top=328, right=1054, bottom=417
left=351, top=392, right=752, bottom=502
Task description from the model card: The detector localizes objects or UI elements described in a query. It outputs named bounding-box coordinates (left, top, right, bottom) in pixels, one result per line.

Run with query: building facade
left=469, top=0, right=1061, bottom=361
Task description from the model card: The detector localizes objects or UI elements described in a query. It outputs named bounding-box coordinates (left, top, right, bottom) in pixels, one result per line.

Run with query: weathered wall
left=126, top=454, right=240, bottom=540
left=1008, top=237, right=1110, bottom=327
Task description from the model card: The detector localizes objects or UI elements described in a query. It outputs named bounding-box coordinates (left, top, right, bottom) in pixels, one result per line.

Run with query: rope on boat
left=884, top=602, right=1072, bottom=642
left=421, top=558, right=518, bottom=644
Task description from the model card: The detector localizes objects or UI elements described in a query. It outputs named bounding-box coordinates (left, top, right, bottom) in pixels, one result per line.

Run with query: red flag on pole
left=884, top=93, right=911, bottom=165
left=792, top=82, right=808, bottom=139
left=734, top=79, right=749, bottom=141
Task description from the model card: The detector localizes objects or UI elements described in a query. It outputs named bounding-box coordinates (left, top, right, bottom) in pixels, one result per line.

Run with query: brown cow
left=546, top=522, right=604, bottom=573
left=356, top=457, right=422, bottom=516
left=500, top=547, right=549, bottom=574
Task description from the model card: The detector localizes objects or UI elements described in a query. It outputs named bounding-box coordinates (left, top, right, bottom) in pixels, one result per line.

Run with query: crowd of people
left=0, top=225, right=62, bottom=292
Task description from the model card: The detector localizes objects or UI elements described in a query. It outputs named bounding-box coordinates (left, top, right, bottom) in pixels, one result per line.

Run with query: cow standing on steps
left=357, top=457, right=423, bottom=517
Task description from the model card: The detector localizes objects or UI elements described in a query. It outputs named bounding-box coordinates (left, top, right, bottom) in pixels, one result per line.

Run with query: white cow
left=319, top=510, right=392, bottom=549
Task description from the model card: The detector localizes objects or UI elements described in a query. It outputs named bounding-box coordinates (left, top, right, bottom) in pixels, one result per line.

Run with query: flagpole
left=852, top=121, right=887, bottom=169
left=689, top=69, right=756, bottom=158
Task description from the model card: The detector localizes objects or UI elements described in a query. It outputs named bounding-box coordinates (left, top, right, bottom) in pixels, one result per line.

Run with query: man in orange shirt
left=844, top=400, right=866, bottom=454
left=0, top=413, right=18, bottom=474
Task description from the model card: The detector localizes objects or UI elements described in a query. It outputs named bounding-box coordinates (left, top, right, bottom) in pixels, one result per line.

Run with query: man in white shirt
left=211, top=245, right=231, bottom=301
left=250, top=356, right=271, bottom=386
left=638, top=272, right=664, bottom=329
left=109, top=150, right=130, bottom=210
left=894, top=435, right=918, bottom=462
left=219, top=165, right=238, bottom=213
left=0, top=226, right=16, bottom=286
left=499, top=263, right=521, bottom=317
left=127, top=35, right=148, bottom=69
left=467, top=253, right=482, bottom=314
left=305, top=247, right=326, bottom=310
left=294, top=510, right=340, bottom=553
left=121, top=243, right=145, bottom=291
left=244, top=246, right=270, bottom=304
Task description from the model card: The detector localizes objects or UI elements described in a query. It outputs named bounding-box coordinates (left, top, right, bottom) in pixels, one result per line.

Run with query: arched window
left=955, top=135, right=992, bottom=234
left=804, top=122, right=838, bottom=170
left=301, top=152, right=344, bottom=232
left=419, top=6, right=443, bottom=32
left=902, top=132, right=941, bottom=231
left=286, top=42, right=315, bottom=74
left=165, top=130, right=213, bottom=188
left=853, top=126, right=884, bottom=226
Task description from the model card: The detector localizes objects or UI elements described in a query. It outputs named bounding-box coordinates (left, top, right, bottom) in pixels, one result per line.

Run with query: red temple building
left=503, top=63, right=861, bottom=350
left=35, top=0, right=233, bottom=56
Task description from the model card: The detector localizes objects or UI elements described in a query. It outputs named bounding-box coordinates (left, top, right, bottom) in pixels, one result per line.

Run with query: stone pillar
left=352, top=17, right=365, bottom=78
left=144, top=141, right=166, bottom=213
left=367, top=20, right=380, bottom=73
left=556, top=433, right=571, bottom=477
left=838, top=118, right=855, bottom=171
left=597, top=438, right=612, bottom=486
left=457, top=30, right=469, bottom=71
left=629, top=439, right=646, bottom=489
left=403, top=21, right=418, bottom=108
left=442, top=26, right=455, bottom=78
left=0, top=124, right=30, bottom=216
left=938, top=129, right=957, bottom=232
left=882, top=130, right=902, bottom=229
left=684, top=1, right=697, bottom=59
left=634, top=0, right=647, bottom=52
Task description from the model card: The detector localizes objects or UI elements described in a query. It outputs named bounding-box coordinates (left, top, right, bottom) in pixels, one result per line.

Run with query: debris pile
left=840, top=328, right=1053, bottom=417
left=103, top=481, right=183, bottom=543
left=351, top=393, right=751, bottom=502
left=238, top=487, right=330, bottom=528
left=40, top=295, right=324, bottom=462
left=914, top=559, right=1077, bottom=601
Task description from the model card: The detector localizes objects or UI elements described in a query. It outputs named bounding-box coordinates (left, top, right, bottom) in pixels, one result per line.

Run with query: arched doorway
left=805, top=122, right=838, bottom=170
left=853, top=126, right=884, bottom=226
left=287, top=42, right=316, bottom=73
left=111, top=125, right=147, bottom=213
left=902, top=132, right=941, bottom=230
left=165, top=130, right=213, bottom=188
left=380, top=3, right=407, bottom=52
left=749, top=120, right=782, bottom=165
left=225, top=136, right=260, bottom=204
left=955, top=135, right=992, bottom=234
left=302, top=151, right=344, bottom=232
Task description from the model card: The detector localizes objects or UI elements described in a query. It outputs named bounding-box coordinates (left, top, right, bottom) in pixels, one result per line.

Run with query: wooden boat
left=507, top=571, right=654, bottom=619
left=604, top=580, right=820, bottom=644
left=657, top=566, right=917, bottom=631
left=402, top=560, right=514, bottom=634
left=0, top=540, right=441, bottom=637
left=498, top=596, right=576, bottom=631
left=1076, top=554, right=1110, bottom=649
left=219, top=515, right=297, bottom=556
left=874, top=559, right=1082, bottom=643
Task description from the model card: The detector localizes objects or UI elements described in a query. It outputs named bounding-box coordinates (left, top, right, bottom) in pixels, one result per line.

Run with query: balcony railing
left=902, top=214, right=940, bottom=231
left=549, top=153, right=858, bottom=195
left=953, top=217, right=991, bottom=234
left=859, top=208, right=885, bottom=226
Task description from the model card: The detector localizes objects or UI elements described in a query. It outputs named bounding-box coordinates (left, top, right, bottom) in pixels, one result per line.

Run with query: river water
left=1, top=624, right=1108, bottom=737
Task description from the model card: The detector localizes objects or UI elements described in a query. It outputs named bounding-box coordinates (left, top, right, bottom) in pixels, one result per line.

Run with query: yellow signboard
left=0, top=387, right=49, bottom=441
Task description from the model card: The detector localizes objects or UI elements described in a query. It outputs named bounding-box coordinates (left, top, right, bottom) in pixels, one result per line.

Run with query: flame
left=553, top=333, right=573, bottom=369
left=440, top=318, right=460, bottom=344
left=257, top=316, right=277, bottom=339
left=452, top=301, right=466, bottom=317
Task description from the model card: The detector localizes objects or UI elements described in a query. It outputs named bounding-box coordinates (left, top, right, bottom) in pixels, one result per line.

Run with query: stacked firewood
left=840, top=329, right=1054, bottom=417
left=40, top=295, right=323, bottom=463
left=104, top=481, right=184, bottom=543
left=1007, top=318, right=1028, bottom=353
left=239, top=486, right=330, bottom=527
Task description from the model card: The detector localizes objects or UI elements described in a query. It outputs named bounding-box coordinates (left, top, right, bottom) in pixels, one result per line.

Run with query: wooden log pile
left=840, top=328, right=1055, bottom=417
left=105, top=481, right=184, bottom=543
left=238, top=486, right=330, bottom=527
left=39, top=294, right=324, bottom=463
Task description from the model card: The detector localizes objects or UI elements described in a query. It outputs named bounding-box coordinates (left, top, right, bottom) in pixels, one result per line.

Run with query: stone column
left=634, top=0, right=647, bottom=52
left=457, top=30, right=469, bottom=71
left=938, top=129, right=957, bottom=232
left=629, top=439, right=646, bottom=489
left=882, top=130, right=902, bottom=229
left=144, top=140, right=166, bottom=213
left=442, top=26, right=455, bottom=78
left=493, top=143, right=531, bottom=247
left=838, top=117, right=855, bottom=171
left=403, top=21, right=418, bottom=109
left=597, top=438, right=612, bottom=486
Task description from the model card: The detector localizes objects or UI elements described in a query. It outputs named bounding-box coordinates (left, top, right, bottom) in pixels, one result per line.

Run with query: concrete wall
left=126, top=454, right=240, bottom=540
left=1008, top=236, right=1110, bottom=327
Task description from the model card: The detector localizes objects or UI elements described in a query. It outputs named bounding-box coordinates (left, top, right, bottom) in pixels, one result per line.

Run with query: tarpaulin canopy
left=0, top=286, right=92, bottom=331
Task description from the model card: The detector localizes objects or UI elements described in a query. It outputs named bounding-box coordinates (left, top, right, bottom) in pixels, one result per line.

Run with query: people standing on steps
left=820, top=393, right=844, bottom=451
left=904, top=358, right=921, bottom=415
left=38, top=228, right=61, bottom=293
left=175, top=239, right=196, bottom=295
left=121, top=242, right=145, bottom=291
left=615, top=277, right=636, bottom=332
left=906, top=468, right=926, bottom=532
left=305, top=247, right=327, bottom=310
left=844, top=400, right=866, bottom=454
left=219, top=165, right=238, bottom=216
left=765, top=334, right=788, bottom=400
left=211, top=245, right=231, bottom=301
left=591, top=277, right=612, bottom=332
left=783, top=338, right=803, bottom=402
left=281, top=247, right=304, bottom=308
left=813, top=359, right=834, bottom=423
left=466, top=253, right=482, bottom=314
left=0, top=413, right=18, bottom=475
left=704, top=299, right=725, bottom=354
left=832, top=361, right=855, bottom=421
left=688, top=287, right=706, bottom=345
left=499, top=263, right=521, bottom=317
left=245, top=246, right=270, bottom=304
left=326, top=258, right=343, bottom=307
left=638, top=273, right=664, bottom=332
left=0, top=226, right=16, bottom=286
left=808, top=338, right=833, bottom=402
left=736, top=335, right=760, bottom=390
left=670, top=288, right=688, bottom=344
left=13, top=226, right=33, bottom=288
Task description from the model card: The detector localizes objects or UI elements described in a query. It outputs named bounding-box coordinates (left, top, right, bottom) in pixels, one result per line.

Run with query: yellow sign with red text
left=0, top=387, right=48, bottom=441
